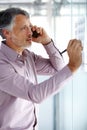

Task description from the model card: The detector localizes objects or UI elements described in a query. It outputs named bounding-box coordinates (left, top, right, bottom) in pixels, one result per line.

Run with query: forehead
left=14, top=14, right=30, bottom=25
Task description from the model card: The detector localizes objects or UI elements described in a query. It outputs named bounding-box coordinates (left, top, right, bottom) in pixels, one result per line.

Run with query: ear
left=2, top=29, right=11, bottom=39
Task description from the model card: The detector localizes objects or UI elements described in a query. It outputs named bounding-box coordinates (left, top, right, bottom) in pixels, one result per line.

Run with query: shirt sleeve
left=44, top=40, right=65, bottom=70
left=32, top=40, right=65, bottom=75
left=28, top=66, right=72, bottom=103
left=0, top=62, right=72, bottom=103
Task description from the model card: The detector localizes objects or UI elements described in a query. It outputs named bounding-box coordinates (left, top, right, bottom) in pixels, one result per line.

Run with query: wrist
left=68, top=63, right=77, bottom=73
left=41, top=38, right=52, bottom=45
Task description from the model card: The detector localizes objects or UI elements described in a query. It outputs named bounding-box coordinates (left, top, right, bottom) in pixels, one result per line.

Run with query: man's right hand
left=67, top=39, right=83, bottom=72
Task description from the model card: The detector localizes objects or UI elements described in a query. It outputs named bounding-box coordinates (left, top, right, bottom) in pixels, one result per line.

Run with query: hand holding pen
left=66, top=39, right=83, bottom=72
left=60, top=39, right=82, bottom=55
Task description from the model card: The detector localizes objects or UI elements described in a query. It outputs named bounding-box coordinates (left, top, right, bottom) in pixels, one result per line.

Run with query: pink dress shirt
left=0, top=40, right=72, bottom=130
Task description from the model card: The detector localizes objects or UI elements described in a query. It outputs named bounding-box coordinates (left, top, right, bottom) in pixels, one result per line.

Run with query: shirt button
left=17, top=54, right=21, bottom=58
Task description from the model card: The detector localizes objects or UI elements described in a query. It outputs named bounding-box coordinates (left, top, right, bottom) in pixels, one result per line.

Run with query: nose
left=27, top=27, right=32, bottom=36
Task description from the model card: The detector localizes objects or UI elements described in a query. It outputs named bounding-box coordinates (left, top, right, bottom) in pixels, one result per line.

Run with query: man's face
left=9, top=14, right=32, bottom=49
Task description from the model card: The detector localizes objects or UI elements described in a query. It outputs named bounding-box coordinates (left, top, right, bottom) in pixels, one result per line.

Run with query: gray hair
left=0, top=7, right=30, bottom=39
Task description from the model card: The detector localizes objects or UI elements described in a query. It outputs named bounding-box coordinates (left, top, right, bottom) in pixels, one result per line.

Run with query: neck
left=5, top=40, right=24, bottom=55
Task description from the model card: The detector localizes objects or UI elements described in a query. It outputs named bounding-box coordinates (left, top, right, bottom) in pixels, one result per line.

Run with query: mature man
left=0, top=7, right=82, bottom=130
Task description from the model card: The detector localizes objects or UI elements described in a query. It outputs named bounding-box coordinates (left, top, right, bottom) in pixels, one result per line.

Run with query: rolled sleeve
left=43, top=40, right=65, bottom=70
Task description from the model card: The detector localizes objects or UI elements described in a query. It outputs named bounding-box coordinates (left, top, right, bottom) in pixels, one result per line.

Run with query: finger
left=68, top=39, right=77, bottom=48
left=36, top=27, right=42, bottom=34
left=70, top=39, right=82, bottom=51
left=78, top=40, right=83, bottom=50
left=32, top=25, right=38, bottom=31
left=78, top=46, right=83, bottom=53
left=67, top=39, right=76, bottom=53
left=75, top=40, right=83, bottom=51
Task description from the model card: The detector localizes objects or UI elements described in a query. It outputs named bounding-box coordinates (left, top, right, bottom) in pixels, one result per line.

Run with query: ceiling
left=0, top=0, right=86, bottom=3
left=0, top=0, right=86, bottom=16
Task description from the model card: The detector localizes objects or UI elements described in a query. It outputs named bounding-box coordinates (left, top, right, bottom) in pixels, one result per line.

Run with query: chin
left=25, top=42, right=32, bottom=48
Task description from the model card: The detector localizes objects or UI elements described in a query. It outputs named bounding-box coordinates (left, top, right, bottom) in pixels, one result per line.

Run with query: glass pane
left=54, top=1, right=87, bottom=130
left=0, top=1, right=87, bottom=130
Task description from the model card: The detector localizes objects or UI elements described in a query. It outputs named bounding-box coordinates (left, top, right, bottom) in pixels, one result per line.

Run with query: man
left=0, top=7, right=82, bottom=130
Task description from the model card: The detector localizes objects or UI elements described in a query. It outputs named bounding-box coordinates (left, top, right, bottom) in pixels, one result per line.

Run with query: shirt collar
left=1, top=41, right=28, bottom=62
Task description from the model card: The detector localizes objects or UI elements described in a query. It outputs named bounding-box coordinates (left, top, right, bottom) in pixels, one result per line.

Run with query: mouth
left=26, top=38, right=32, bottom=42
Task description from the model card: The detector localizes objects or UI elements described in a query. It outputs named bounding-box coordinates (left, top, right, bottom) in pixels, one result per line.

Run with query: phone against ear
left=32, top=30, right=40, bottom=38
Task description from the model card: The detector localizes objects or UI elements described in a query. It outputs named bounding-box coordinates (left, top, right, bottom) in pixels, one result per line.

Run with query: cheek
left=11, top=30, right=27, bottom=43
left=18, top=32, right=27, bottom=39
left=13, top=33, right=25, bottom=40
left=11, top=33, right=19, bottom=42
left=13, top=29, right=26, bottom=38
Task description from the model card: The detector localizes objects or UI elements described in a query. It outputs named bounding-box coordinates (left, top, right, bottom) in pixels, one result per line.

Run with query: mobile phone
left=32, top=30, right=40, bottom=38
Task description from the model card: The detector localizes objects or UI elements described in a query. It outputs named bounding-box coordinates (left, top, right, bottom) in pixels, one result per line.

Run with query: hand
left=67, top=39, right=83, bottom=72
left=32, top=25, right=51, bottom=45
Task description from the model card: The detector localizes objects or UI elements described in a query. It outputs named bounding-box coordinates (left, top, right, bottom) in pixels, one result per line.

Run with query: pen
left=61, top=49, right=67, bottom=54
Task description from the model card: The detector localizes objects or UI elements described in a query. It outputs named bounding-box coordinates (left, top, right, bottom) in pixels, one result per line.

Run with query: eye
left=30, top=25, right=32, bottom=28
left=20, top=25, right=31, bottom=32
left=21, top=26, right=27, bottom=31
left=21, top=26, right=28, bottom=31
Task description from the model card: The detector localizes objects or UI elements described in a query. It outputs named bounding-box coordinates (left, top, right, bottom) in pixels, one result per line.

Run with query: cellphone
left=32, top=30, right=40, bottom=38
